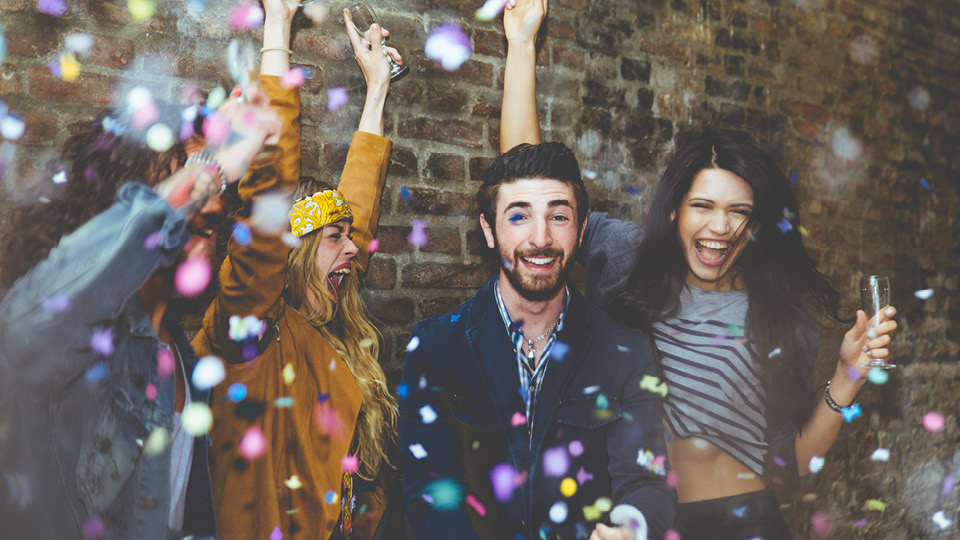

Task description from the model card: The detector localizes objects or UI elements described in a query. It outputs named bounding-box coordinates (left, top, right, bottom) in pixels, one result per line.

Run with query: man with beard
left=400, top=143, right=675, bottom=540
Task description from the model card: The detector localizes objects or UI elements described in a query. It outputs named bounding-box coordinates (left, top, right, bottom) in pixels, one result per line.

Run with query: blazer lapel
left=529, top=289, right=592, bottom=462
left=465, top=279, right=531, bottom=472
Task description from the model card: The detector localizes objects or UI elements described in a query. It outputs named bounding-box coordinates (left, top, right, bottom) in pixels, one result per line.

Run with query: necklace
left=524, top=322, right=557, bottom=362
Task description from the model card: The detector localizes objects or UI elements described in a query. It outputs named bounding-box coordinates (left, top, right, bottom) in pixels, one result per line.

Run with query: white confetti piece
left=409, top=443, right=427, bottom=459
left=419, top=405, right=437, bottom=424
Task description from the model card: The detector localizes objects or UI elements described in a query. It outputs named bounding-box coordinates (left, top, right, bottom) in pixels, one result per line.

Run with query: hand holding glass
left=860, top=275, right=895, bottom=369
left=347, top=3, right=408, bottom=80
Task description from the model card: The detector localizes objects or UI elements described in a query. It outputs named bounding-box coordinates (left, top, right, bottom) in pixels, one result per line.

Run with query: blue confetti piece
left=232, top=222, right=252, bottom=247
left=317, top=392, right=330, bottom=403
left=774, top=456, right=786, bottom=467
left=324, top=490, right=338, bottom=504
left=85, top=362, right=110, bottom=384
left=920, top=178, right=930, bottom=191
left=624, top=185, right=642, bottom=195
left=841, top=403, right=862, bottom=423
left=518, top=385, right=530, bottom=402
left=399, top=186, right=412, bottom=201
left=397, top=383, right=409, bottom=398
left=450, top=314, right=461, bottom=322
left=227, top=383, right=247, bottom=402
left=552, top=341, right=570, bottom=361
left=776, top=218, right=793, bottom=233
left=789, top=170, right=799, bottom=185
left=596, top=394, right=608, bottom=409
left=200, top=104, right=215, bottom=117
left=731, top=505, right=748, bottom=518
left=274, top=397, right=294, bottom=407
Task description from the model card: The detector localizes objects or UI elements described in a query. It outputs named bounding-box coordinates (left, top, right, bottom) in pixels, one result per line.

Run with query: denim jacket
left=0, top=182, right=216, bottom=540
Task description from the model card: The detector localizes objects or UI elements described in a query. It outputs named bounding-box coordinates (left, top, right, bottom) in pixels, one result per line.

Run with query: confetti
left=145, top=383, right=157, bottom=400
left=65, top=33, right=94, bottom=56
left=85, top=362, right=110, bottom=384
left=639, top=375, right=668, bottom=397
left=399, top=186, right=412, bottom=201
left=175, top=256, right=211, bottom=297
left=419, top=405, right=437, bottom=424
left=231, top=222, right=253, bottom=247
left=943, top=475, right=955, bottom=496
left=206, top=86, right=227, bottom=109
left=841, top=403, right=861, bottom=422
left=342, top=455, right=359, bottom=473
left=808, top=456, right=825, bottom=474
left=425, top=23, right=472, bottom=71
left=932, top=511, right=951, bottom=530
left=81, top=515, right=103, bottom=539
left=51, top=170, right=68, bottom=184
left=768, top=347, right=781, bottom=358
left=923, top=411, right=945, bottom=432
left=251, top=193, right=293, bottom=235
left=636, top=449, right=666, bottom=475
left=127, top=0, right=157, bottom=21
left=543, top=447, right=569, bottom=477
left=46, top=58, right=63, bottom=77
left=397, top=383, right=409, bottom=397
left=0, top=115, right=25, bottom=141
left=596, top=394, right=608, bottom=409
left=908, top=87, right=931, bottom=111
left=303, top=2, right=328, bottom=24
left=810, top=512, right=832, bottom=534
left=776, top=218, right=793, bottom=233
left=270, top=526, right=283, bottom=540
left=582, top=385, right=600, bottom=395
left=283, top=363, right=295, bottom=385
left=327, top=87, right=349, bottom=111
left=274, top=397, right=293, bottom=407
left=202, top=112, right=231, bottom=146
left=731, top=505, right=747, bottom=518
left=37, top=0, right=66, bottom=16
left=157, top=347, right=175, bottom=379
left=870, top=448, right=890, bottom=462
left=408, top=219, right=428, bottom=247
left=552, top=341, right=570, bottom=361
left=773, top=456, right=786, bottom=468
left=789, top=170, right=799, bottom=185
left=491, top=464, right=518, bottom=502
left=849, top=35, right=880, bottom=66
left=864, top=499, right=886, bottom=512
left=511, top=412, right=526, bottom=427
left=666, top=470, right=678, bottom=488
left=664, top=531, right=681, bottom=540
left=465, top=493, right=487, bottom=517
left=831, top=127, right=862, bottom=161
left=560, top=477, right=578, bottom=497
left=406, top=336, right=421, bottom=352
left=229, top=315, right=266, bottom=341
left=59, top=53, right=81, bottom=81
left=854, top=518, right=867, bottom=527
left=90, top=328, right=114, bottom=356
left=920, top=178, right=931, bottom=191
left=475, top=0, right=508, bottom=21
left=192, top=356, right=225, bottom=390
left=582, top=170, right=597, bottom=180
left=181, top=402, right=213, bottom=435
left=549, top=501, right=568, bottom=523
left=281, top=67, right=306, bottom=89
left=846, top=366, right=861, bottom=382
left=40, top=293, right=70, bottom=313
left=409, top=443, right=427, bottom=459
left=284, top=475, right=302, bottom=489
left=914, top=288, right=934, bottom=300
left=576, top=466, right=593, bottom=485
left=228, top=2, right=264, bottom=31
left=143, top=426, right=169, bottom=455
left=424, top=478, right=462, bottom=510
left=239, top=426, right=267, bottom=459
left=367, top=238, right=379, bottom=253
left=146, top=123, right=175, bottom=152
left=867, top=368, right=889, bottom=385
left=568, top=440, right=584, bottom=457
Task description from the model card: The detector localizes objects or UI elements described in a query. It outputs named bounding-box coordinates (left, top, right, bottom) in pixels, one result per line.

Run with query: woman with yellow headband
left=191, top=1, right=401, bottom=539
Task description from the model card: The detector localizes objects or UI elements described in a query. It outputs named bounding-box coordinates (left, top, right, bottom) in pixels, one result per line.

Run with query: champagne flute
left=347, top=2, right=408, bottom=80
left=860, top=275, right=895, bottom=369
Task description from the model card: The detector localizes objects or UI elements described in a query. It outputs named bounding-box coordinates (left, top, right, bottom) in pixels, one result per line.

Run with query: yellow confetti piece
left=143, top=427, right=169, bottom=456
left=864, top=499, right=886, bottom=512
left=560, top=478, right=578, bottom=497
left=359, top=338, right=374, bottom=348
left=737, top=472, right=757, bottom=479
left=595, top=497, right=612, bottom=512
left=582, top=505, right=601, bottom=522
left=60, top=53, right=80, bottom=82
left=799, top=225, right=809, bottom=237
left=181, top=402, right=213, bottom=435
left=127, top=0, right=157, bottom=21
left=284, top=475, right=302, bottom=490
left=206, top=86, right=227, bottom=109
left=283, top=363, right=295, bottom=385
left=639, top=375, right=668, bottom=397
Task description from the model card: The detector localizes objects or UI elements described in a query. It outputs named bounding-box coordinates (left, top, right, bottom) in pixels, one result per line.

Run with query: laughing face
left=672, top=168, right=756, bottom=291
left=480, top=178, right=584, bottom=302
left=313, top=219, right=358, bottom=301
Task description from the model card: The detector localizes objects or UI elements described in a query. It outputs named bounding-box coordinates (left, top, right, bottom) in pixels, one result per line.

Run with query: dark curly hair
left=0, top=110, right=188, bottom=289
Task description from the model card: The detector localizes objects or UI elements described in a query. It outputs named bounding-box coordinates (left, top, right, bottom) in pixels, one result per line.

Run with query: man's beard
left=498, top=244, right=576, bottom=302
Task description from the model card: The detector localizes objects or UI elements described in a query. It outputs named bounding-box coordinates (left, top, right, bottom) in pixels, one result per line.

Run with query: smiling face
left=672, top=168, right=756, bottom=291
left=480, top=178, right=585, bottom=302
left=312, top=219, right=358, bottom=301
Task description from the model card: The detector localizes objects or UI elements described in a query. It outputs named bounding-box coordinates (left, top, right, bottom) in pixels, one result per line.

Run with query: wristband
left=824, top=379, right=854, bottom=413
left=185, top=151, right=228, bottom=196
left=260, top=46, right=293, bottom=55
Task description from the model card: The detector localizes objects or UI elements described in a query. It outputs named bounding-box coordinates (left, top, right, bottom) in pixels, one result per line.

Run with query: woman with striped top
left=499, top=2, right=899, bottom=538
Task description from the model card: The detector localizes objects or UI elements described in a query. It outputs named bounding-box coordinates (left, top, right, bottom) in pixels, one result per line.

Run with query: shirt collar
left=493, top=280, right=569, bottom=339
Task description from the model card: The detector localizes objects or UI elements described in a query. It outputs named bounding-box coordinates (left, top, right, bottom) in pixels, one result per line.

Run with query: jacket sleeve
left=0, top=182, right=188, bottom=390
left=193, top=75, right=300, bottom=360
left=607, top=331, right=676, bottom=540
left=335, top=131, right=392, bottom=272
left=399, top=322, right=482, bottom=540
left=579, top=211, right=645, bottom=307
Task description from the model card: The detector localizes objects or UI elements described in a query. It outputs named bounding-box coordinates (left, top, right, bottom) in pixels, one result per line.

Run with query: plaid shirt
left=493, top=281, right=569, bottom=442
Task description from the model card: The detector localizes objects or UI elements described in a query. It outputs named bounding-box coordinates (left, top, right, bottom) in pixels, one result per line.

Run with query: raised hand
left=839, top=306, right=898, bottom=375
left=344, top=8, right=400, bottom=91
left=504, top=0, right=547, bottom=45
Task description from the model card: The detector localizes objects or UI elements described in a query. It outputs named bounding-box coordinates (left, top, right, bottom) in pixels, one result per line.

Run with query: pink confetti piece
left=465, top=493, right=487, bottom=517
left=239, top=426, right=267, bottom=459
left=46, top=59, right=62, bottom=77
left=408, top=219, right=428, bottom=248
left=81, top=515, right=103, bottom=539
left=270, top=526, right=283, bottom=540
left=366, top=238, right=379, bottom=254
left=666, top=470, right=678, bottom=488
left=846, top=366, right=861, bottom=382
left=37, top=0, right=66, bottom=17
left=90, top=328, right=114, bottom=356
left=810, top=512, right=832, bottom=534
left=313, top=402, right=343, bottom=437
left=568, top=440, right=584, bottom=457
left=510, top=412, right=526, bottom=427
left=942, top=474, right=955, bottom=495
left=132, top=102, right=160, bottom=130
left=854, top=518, right=867, bottom=527
left=326, top=87, right=349, bottom=111
left=157, top=347, right=175, bottom=379
left=664, top=530, right=681, bottom=540
left=145, top=383, right=157, bottom=400
left=923, top=411, right=945, bottom=432
left=543, top=447, right=570, bottom=477
left=425, top=23, right=472, bottom=71
left=144, top=230, right=164, bottom=250
left=41, top=294, right=70, bottom=313
left=490, top=464, right=518, bottom=502
left=342, top=455, right=359, bottom=473
left=175, top=256, right=211, bottom=297
left=228, top=2, right=264, bottom=31
left=202, top=112, right=231, bottom=146
left=280, top=67, right=306, bottom=89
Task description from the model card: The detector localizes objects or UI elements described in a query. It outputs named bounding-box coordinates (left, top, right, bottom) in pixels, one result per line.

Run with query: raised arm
left=500, top=0, right=547, bottom=151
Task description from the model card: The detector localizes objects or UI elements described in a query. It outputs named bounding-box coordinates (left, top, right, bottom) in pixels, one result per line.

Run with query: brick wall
left=1, top=0, right=958, bottom=537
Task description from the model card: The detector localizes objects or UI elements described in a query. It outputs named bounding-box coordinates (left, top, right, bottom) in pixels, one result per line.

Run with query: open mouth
left=694, top=239, right=730, bottom=267
left=327, top=265, right=351, bottom=294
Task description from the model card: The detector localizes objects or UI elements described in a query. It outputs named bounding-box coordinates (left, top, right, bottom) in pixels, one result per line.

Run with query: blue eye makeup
left=508, top=214, right=525, bottom=223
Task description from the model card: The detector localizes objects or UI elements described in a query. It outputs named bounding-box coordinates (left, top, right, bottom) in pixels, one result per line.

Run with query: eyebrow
left=503, top=200, right=574, bottom=213
left=688, top=197, right=753, bottom=209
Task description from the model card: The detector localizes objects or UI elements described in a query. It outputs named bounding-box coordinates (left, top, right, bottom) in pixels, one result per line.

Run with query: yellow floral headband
left=288, top=189, right=353, bottom=238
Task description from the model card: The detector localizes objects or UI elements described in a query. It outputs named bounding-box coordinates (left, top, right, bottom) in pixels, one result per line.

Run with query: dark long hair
left=1, top=110, right=188, bottom=290
left=607, top=130, right=846, bottom=435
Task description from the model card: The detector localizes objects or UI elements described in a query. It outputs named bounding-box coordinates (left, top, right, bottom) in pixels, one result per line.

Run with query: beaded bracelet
left=260, top=46, right=293, bottom=55
left=185, top=151, right=228, bottom=196
left=824, top=379, right=854, bottom=413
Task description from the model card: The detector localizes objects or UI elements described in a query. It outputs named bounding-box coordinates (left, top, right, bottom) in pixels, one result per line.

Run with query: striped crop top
left=652, top=284, right=769, bottom=476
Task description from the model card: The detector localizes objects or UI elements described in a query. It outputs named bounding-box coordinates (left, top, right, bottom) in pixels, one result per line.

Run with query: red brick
left=74, top=2, right=167, bottom=33
left=415, top=57, right=494, bottom=87
left=401, top=263, right=489, bottom=289
left=397, top=116, right=483, bottom=148
left=419, top=296, right=465, bottom=319
left=755, top=19, right=776, bottom=33
left=28, top=67, right=116, bottom=105
left=17, top=113, right=56, bottom=146
left=546, top=21, right=576, bottom=41
left=4, top=30, right=58, bottom=57
left=364, top=258, right=397, bottom=290
left=793, top=118, right=825, bottom=142
left=85, top=35, right=135, bottom=69
left=553, top=45, right=584, bottom=71
left=0, top=64, right=21, bottom=95
left=364, top=297, right=415, bottom=324
left=395, top=187, right=475, bottom=216
left=471, top=96, right=500, bottom=118
left=425, top=153, right=465, bottom=183
left=425, top=86, right=469, bottom=113
left=292, top=33, right=352, bottom=62
left=175, top=56, right=221, bottom=82
left=472, top=29, right=505, bottom=58
left=419, top=227, right=461, bottom=255
left=0, top=0, right=29, bottom=11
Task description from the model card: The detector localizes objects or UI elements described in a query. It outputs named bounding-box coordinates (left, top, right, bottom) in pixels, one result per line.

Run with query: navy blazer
left=401, top=277, right=675, bottom=540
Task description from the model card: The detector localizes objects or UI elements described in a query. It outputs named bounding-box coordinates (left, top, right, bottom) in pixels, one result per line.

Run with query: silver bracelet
left=185, top=151, right=228, bottom=195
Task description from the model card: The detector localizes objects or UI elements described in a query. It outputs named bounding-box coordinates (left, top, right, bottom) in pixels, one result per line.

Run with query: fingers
left=366, top=23, right=384, bottom=56
left=384, top=45, right=403, bottom=65
left=343, top=8, right=364, bottom=52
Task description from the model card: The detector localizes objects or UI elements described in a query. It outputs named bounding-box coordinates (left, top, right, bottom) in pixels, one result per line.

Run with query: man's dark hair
left=476, top=142, right=588, bottom=232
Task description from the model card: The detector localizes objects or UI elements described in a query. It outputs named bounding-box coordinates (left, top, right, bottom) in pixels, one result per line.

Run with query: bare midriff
left=666, top=421, right=767, bottom=503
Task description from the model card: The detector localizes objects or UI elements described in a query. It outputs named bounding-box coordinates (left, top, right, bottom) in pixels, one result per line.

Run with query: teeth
left=697, top=240, right=729, bottom=250
left=330, top=268, right=351, bottom=275
left=524, top=257, right=554, bottom=265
